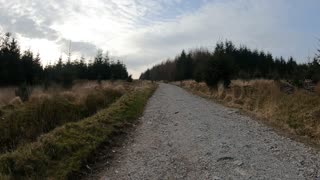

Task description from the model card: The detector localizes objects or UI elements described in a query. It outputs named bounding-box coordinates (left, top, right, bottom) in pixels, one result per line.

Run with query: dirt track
left=97, top=83, right=320, bottom=179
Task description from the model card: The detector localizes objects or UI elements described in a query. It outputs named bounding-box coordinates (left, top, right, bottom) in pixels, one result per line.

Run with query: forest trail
left=96, top=83, right=320, bottom=180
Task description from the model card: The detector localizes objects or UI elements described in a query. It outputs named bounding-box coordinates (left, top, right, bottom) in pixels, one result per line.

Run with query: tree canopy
left=140, top=41, right=320, bottom=88
left=0, top=33, right=129, bottom=87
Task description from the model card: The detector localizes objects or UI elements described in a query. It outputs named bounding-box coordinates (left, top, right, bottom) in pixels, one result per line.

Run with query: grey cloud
left=0, top=0, right=93, bottom=40
left=0, top=0, right=99, bottom=58
left=70, top=41, right=98, bottom=57
left=122, top=54, right=162, bottom=68
left=11, top=17, right=58, bottom=40
left=58, top=38, right=98, bottom=57
left=0, top=1, right=61, bottom=40
left=126, top=0, right=307, bottom=66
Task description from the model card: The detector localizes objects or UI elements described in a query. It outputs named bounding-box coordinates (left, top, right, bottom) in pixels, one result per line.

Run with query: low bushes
left=0, top=84, right=156, bottom=179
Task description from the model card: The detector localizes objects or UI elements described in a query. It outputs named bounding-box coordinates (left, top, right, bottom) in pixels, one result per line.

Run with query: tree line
left=140, top=41, right=320, bottom=87
left=0, top=32, right=129, bottom=87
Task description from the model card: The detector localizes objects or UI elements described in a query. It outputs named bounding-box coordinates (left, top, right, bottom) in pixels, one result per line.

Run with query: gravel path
left=98, top=83, right=320, bottom=180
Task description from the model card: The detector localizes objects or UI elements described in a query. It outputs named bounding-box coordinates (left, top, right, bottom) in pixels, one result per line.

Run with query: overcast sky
left=0, top=0, right=319, bottom=78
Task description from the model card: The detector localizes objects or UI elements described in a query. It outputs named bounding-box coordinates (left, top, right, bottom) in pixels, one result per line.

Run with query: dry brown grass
left=178, top=80, right=320, bottom=144
left=315, top=82, right=320, bottom=95
left=0, top=87, right=16, bottom=107
left=0, top=80, right=136, bottom=107
left=0, top=80, right=149, bottom=153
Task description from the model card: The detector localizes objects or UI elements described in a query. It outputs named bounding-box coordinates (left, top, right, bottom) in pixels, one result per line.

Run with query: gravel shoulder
left=97, top=83, right=320, bottom=180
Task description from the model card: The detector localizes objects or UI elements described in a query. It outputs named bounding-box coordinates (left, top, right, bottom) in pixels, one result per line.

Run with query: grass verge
left=0, top=84, right=157, bottom=179
left=175, top=80, right=320, bottom=145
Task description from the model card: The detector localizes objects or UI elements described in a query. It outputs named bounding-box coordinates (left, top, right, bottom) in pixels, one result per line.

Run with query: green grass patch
left=0, top=85, right=156, bottom=179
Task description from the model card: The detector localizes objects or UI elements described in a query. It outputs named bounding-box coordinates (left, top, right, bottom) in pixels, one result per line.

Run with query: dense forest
left=0, top=32, right=129, bottom=87
left=140, top=41, right=320, bottom=87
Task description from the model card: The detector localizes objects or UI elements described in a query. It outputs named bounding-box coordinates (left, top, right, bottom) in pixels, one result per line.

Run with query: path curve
left=99, top=83, right=320, bottom=179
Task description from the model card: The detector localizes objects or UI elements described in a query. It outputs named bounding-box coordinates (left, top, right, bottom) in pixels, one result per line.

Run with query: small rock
left=235, top=167, right=248, bottom=176
left=227, top=110, right=238, bottom=114
left=86, top=165, right=91, bottom=170
left=115, top=170, right=119, bottom=174
left=217, top=156, right=234, bottom=162
left=233, top=160, right=244, bottom=166
left=308, top=168, right=315, bottom=174
left=270, top=145, right=278, bottom=150
left=213, top=176, right=221, bottom=180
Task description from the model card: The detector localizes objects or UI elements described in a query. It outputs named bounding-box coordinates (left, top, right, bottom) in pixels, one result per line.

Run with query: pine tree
left=175, top=50, right=187, bottom=81
left=21, top=50, right=34, bottom=84
left=103, top=52, right=111, bottom=79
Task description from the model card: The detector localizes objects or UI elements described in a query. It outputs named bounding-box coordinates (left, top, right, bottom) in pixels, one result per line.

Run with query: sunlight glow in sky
left=0, top=0, right=319, bottom=78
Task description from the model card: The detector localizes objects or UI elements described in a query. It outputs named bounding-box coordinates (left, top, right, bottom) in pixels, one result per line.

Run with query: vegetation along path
left=97, top=83, right=320, bottom=179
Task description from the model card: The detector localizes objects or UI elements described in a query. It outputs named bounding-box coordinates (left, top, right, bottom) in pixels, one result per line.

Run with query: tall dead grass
left=0, top=80, right=133, bottom=107
left=179, top=80, right=320, bottom=144
left=0, top=87, right=16, bottom=107
left=315, top=82, right=320, bottom=96
left=0, top=81, right=130, bottom=153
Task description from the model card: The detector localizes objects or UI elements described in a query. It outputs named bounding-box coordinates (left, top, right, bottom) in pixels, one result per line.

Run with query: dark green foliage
left=306, top=59, right=320, bottom=83
left=205, top=54, right=233, bottom=88
left=110, top=60, right=129, bottom=80
left=0, top=33, right=24, bottom=85
left=127, top=75, right=133, bottom=82
left=44, top=52, right=128, bottom=86
left=291, top=79, right=304, bottom=88
left=192, top=49, right=211, bottom=82
left=204, top=43, right=234, bottom=88
left=14, top=83, right=32, bottom=102
left=0, top=32, right=129, bottom=87
left=140, top=40, right=320, bottom=87
left=175, top=50, right=193, bottom=81
left=140, top=60, right=176, bottom=81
